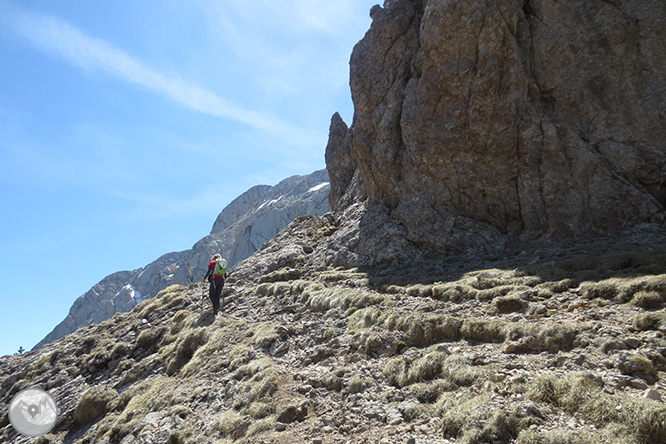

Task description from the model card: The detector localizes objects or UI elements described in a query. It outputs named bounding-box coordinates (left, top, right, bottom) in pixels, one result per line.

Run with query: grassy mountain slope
left=2, top=215, right=666, bottom=443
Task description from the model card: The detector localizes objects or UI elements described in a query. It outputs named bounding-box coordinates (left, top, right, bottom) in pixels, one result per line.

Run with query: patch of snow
left=308, top=182, right=330, bottom=193
left=257, top=195, right=284, bottom=210
left=123, top=284, right=145, bottom=303
left=134, top=290, right=145, bottom=303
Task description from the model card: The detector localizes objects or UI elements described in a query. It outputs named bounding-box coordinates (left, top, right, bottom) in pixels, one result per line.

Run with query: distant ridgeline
left=33, top=170, right=330, bottom=350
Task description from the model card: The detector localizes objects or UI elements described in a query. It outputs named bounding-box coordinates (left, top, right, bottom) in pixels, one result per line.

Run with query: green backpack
left=214, top=258, right=227, bottom=276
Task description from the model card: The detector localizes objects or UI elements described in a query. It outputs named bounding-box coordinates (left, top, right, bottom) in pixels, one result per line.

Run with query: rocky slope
left=2, top=217, right=666, bottom=444
left=326, top=0, right=666, bottom=261
left=34, top=170, right=330, bottom=350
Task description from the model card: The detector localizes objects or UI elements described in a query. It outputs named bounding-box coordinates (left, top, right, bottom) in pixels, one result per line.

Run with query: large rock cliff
left=34, top=170, right=330, bottom=349
left=327, top=0, right=666, bottom=260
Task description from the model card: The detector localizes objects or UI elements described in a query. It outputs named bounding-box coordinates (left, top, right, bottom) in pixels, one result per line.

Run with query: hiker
left=203, top=253, right=227, bottom=314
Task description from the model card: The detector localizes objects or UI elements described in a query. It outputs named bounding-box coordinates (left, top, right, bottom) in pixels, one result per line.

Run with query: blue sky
left=0, top=0, right=378, bottom=356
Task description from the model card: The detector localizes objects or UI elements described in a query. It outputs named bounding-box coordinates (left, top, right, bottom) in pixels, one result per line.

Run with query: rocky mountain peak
left=327, top=0, right=666, bottom=262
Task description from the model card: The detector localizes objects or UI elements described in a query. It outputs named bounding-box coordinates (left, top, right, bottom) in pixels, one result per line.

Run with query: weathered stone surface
left=276, top=402, right=308, bottom=424
left=327, top=0, right=666, bottom=261
left=206, top=169, right=331, bottom=268
left=325, top=113, right=354, bottom=211
left=645, top=388, right=663, bottom=402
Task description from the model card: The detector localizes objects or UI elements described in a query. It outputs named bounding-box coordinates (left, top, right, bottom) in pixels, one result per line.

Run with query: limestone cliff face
left=208, top=169, right=331, bottom=267
left=327, top=0, right=666, bottom=258
left=34, top=170, right=330, bottom=349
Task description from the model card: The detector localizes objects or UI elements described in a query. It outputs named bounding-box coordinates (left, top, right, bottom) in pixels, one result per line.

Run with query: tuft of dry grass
left=435, top=367, right=666, bottom=444
left=535, top=278, right=579, bottom=295
left=255, top=281, right=293, bottom=298
left=460, top=319, right=577, bottom=353
left=247, top=368, right=279, bottom=403
left=631, top=290, right=665, bottom=309
left=163, top=328, right=208, bottom=375
left=526, top=373, right=666, bottom=444
left=374, top=308, right=578, bottom=352
left=250, top=323, right=288, bottom=349
left=244, top=402, right=274, bottom=419
left=616, top=353, right=658, bottom=383
left=215, top=410, right=250, bottom=440
left=382, top=351, right=483, bottom=390
left=347, top=306, right=383, bottom=331
left=438, top=392, right=521, bottom=444
left=317, top=268, right=369, bottom=284
left=136, top=285, right=187, bottom=320
left=307, top=287, right=386, bottom=312
left=494, top=294, right=528, bottom=313
left=94, top=377, right=198, bottom=442
left=345, top=376, right=366, bottom=394
left=74, top=385, right=118, bottom=426
left=579, top=274, right=666, bottom=304
left=440, top=354, right=484, bottom=388
left=179, top=319, right=247, bottom=377
left=136, top=328, right=164, bottom=350
left=383, top=351, right=447, bottom=388
left=406, top=284, right=434, bottom=298
left=407, top=381, right=450, bottom=403
left=516, top=427, right=628, bottom=444
left=382, top=314, right=462, bottom=346
left=233, top=357, right=272, bottom=381
left=633, top=312, right=666, bottom=331
left=432, top=283, right=479, bottom=301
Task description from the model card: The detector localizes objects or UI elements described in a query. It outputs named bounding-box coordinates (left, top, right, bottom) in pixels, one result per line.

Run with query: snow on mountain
left=308, top=182, right=330, bottom=193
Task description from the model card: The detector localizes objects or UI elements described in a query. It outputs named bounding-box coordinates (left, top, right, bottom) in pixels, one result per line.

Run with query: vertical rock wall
left=327, top=0, right=666, bottom=257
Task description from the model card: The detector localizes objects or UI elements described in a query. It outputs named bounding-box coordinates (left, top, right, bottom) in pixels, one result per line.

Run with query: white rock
left=644, top=388, right=663, bottom=402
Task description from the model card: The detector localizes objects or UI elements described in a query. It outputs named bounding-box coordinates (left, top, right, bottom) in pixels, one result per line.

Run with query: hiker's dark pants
left=209, top=277, right=225, bottom=311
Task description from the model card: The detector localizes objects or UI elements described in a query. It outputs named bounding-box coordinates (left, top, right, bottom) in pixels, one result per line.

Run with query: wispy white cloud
left=0, top=0, right=371, bottom=219
left=198, top=1, right=372, bottom=83
left=192, top=0, right=375, bottom=133
left=0, top=1, right=316, bottom=147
